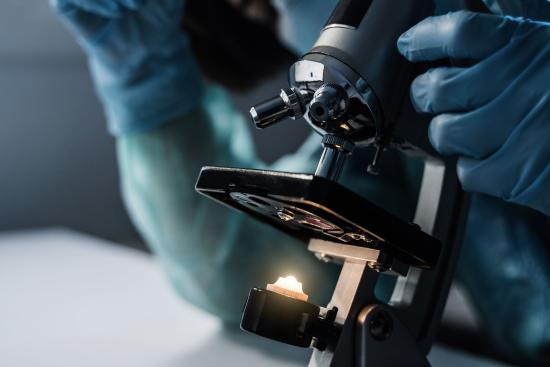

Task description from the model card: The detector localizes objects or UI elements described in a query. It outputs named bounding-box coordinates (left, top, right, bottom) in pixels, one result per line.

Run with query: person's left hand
left=50, top=0, right=203, bottom=135
left=397, top=11, right=550, bottom=216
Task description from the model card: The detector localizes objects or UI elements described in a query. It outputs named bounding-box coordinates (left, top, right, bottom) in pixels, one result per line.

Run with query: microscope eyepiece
left=250, top=95, right=289, bottom=129
left=250, top=88, right=309, bottom=129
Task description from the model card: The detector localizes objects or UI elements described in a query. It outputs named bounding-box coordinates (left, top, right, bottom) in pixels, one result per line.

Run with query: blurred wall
left=0, top=0, right=140, bottom=243
left=0, top=0, right=309, bottom=245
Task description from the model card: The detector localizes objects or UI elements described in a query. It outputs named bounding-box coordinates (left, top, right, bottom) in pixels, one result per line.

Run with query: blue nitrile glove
left=397, top=11, right=550, bottom=216
left=458, top=193, right=550, bottom=364
left=50, top=0, right=203, bottom=135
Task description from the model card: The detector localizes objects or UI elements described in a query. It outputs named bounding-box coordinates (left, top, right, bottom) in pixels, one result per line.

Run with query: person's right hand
left=50, top=0, right=203, bottom=135
left=397, top=11, right=550, bottom=216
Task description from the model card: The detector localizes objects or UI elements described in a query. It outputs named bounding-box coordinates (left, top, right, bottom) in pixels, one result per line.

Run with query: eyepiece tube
left=250, top=95, right=290, bottom=129
left=250, top=88, right=308, bottom=129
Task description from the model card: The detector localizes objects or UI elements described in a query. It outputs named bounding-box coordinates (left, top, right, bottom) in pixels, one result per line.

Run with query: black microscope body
left=195, top=0, right=484, bottom=365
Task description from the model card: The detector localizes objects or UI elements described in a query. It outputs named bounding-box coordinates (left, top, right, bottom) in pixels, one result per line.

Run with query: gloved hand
left=50, top=0, right=203, bottom=135
left=397, top=11, right=550, bottom=216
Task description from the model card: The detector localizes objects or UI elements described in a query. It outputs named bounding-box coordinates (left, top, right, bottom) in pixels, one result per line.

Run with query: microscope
left=196, top=0, right=480, bottom=365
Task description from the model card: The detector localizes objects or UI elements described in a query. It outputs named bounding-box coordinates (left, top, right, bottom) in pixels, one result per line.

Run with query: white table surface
left=0, top=229, right=508, bottom=367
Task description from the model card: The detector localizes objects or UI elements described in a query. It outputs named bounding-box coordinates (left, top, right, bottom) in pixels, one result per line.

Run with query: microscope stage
left=196, top=166, right=441, bottom=269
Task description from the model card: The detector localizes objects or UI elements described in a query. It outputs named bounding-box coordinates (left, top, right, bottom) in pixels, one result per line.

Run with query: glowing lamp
left=266, top=275, right=308, bottom=301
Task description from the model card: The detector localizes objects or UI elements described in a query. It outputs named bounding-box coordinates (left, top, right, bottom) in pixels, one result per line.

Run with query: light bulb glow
left=266, top=275, right=308, bottom=301
left=274, top=275, right=303, bottom=293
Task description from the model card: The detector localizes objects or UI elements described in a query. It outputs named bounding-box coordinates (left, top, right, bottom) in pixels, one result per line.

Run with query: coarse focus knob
left=250, top=88, right=306, bottom=129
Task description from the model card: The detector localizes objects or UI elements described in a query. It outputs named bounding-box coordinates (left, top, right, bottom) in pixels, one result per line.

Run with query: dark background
left=0, top=0, right=309, bottom=248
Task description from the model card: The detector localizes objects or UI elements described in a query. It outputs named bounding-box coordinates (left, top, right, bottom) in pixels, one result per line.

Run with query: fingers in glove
left=427, top=40, right=550, bottom=160
left=56, top=7, right=112, bottom=43
left=51, top=0, right=124, bottom=18
left=410, top=66, right=503, bottom=113
left=410, top=42, right=532, bottom=114
left=428, top=112, right=500, bottom=158
left=51, top=0, right=147, bottom=18
left=397, top=11, right=518, bottom=61
left=428, top=97, right=521, bottom=159
left=114, top=0, right=148, bottom=10
left=456, top=98, right=550, bottom=214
